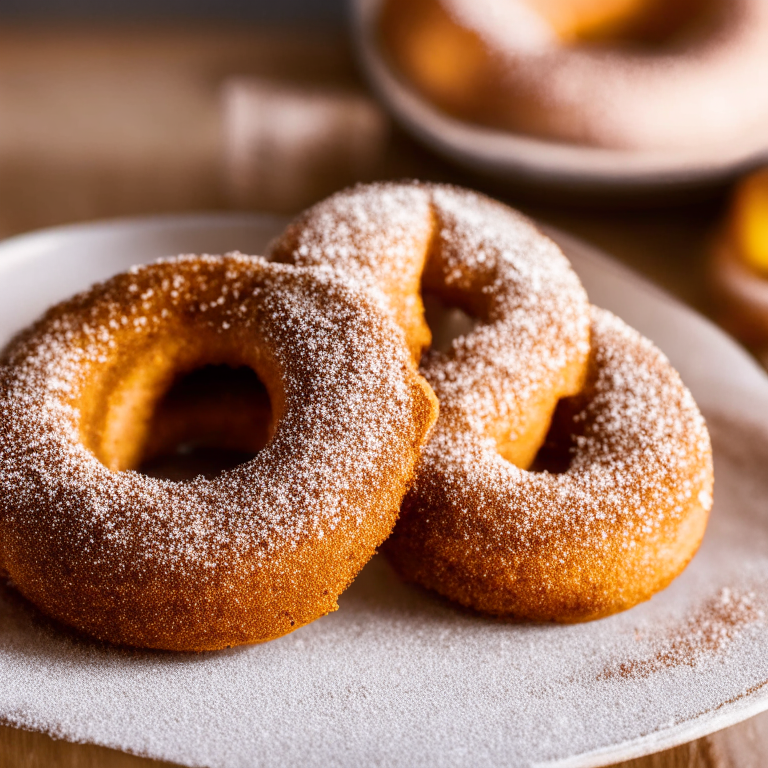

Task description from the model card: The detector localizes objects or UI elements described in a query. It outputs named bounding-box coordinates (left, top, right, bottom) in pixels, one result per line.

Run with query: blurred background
left=0, top=0, right=346, bottom=22
left=0, top=0, right=765, bottom=354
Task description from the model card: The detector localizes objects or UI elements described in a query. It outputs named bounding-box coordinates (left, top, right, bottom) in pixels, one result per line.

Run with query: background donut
left=377, top=0, right=768, bottom=150
left=271, top=181, right=591, bottom=468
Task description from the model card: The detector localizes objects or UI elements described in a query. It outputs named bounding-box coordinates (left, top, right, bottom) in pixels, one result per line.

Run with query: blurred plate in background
left=350, top=0, right=768, bottom=199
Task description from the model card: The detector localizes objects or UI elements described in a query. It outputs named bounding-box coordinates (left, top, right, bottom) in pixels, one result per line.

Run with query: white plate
left=0, top=214, right=767, bottom=768
left=350, top=0, right=768, bottom=195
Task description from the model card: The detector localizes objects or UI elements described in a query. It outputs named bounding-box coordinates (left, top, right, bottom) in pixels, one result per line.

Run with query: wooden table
left=0, top=24, right=766, bottom=768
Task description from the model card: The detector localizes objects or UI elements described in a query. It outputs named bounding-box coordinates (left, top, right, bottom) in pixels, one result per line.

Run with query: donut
left=728, top=167, right=768, bottom=277
left=270, top=181, right=592, bottom=469
left=386, top=307, right=713, bottom=621
left=710, top=167, right=768, bottom=346
left=271, top=182, right=713, bottom=620
left=376, top=0, right=768, bottom=150
left=0, top=254, right=438, bottom=651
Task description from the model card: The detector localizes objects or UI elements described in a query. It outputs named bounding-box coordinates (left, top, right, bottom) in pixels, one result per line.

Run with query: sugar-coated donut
left=0, top=255, right=438, bottom=651
left=271, top=181, right=592, bottom=469
left=272, top=182, right=713, bottom=620
left=377, top=0, right=768, bottom=150
left=386, top=307, right=713, bottom=621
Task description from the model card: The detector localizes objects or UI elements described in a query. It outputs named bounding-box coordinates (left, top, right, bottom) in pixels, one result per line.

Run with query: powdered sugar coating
left=272, top=181, right=591, bottom=468
left=388, top=307, right=714, bottom=619
left=272, top=182, right=435, bottom=359
left=382, top=0, right=768, bottom=150
left=419, top=185, right=590, bottom=454
left=0, top=254, right=437, bottom=650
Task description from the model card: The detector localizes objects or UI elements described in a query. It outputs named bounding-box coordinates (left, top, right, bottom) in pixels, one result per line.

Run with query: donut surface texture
left=377, top=0, right=768, bottom=150
left=0, top=255, right=438, bottom=651
left=271, top=181, right=592, bottom=470
left=386, top=307, right=714, bottom=621
left=272, top=182, right=713, bottom=620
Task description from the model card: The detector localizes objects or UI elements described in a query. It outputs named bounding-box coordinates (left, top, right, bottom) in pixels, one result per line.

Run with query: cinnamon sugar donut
left=271, top=181, right=592, bottom=469
left=0, top=255, right=438, bottom=651
left=710, top=168, right=768, bottom=346
left=386, top=307, right=713, bottom=621
left=377, top=0, right=768, bottom=150
left=272, top=182, right=713, bottom=620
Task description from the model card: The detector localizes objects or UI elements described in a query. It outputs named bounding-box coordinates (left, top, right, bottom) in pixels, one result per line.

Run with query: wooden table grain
left=0, top=24, right=765, bottom=768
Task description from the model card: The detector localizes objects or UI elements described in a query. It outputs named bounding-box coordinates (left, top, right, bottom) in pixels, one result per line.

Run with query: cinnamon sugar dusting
left=601, top=587, right=766, bottom=680
left=388, top=307, right=713, bottom=619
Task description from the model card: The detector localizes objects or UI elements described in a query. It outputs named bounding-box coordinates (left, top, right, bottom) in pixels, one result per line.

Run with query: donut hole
left=529, top=398, right=583, bottom=474
left=422, top=292, right=479, bottom=353
left=138, top=365, right=273, bottom=481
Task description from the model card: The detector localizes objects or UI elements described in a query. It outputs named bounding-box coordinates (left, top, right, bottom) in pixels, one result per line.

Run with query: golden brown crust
left=0, top=255, right=438, bottom=651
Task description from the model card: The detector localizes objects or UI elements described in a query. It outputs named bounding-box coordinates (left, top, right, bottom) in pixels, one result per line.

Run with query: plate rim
left=0, top=211, right=287, bottom=273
